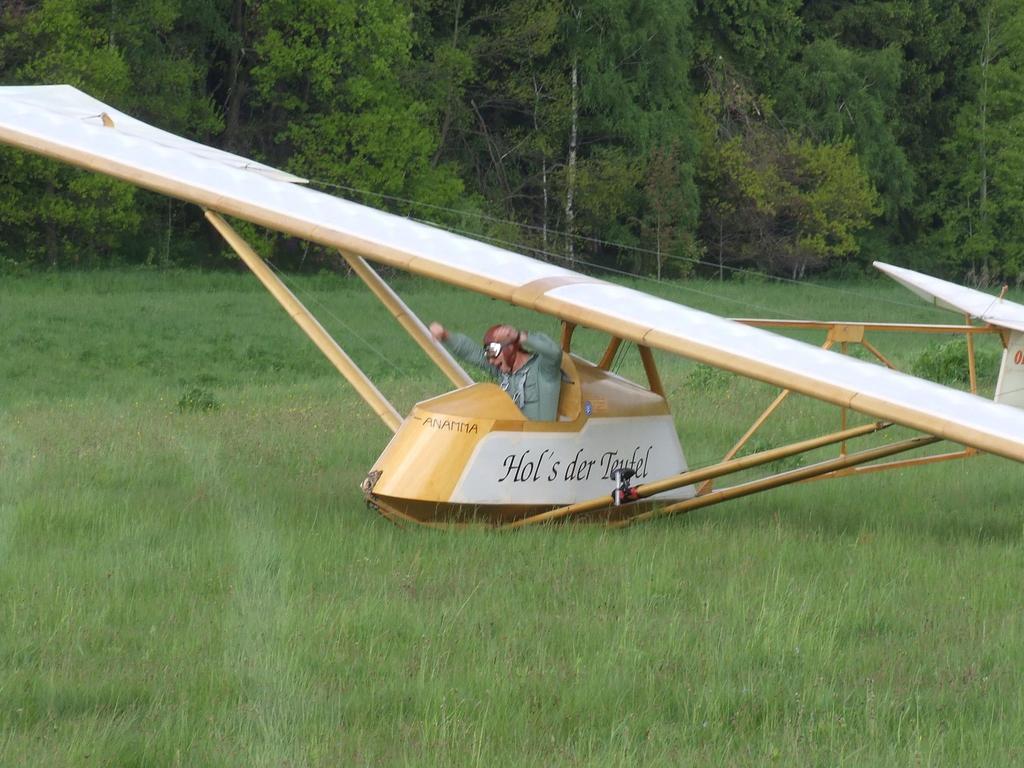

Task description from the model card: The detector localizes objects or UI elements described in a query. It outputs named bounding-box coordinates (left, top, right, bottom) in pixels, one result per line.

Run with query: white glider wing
left=5, top=85, right=1024, bottom=461
left=0, top=84, right=307, bottom=184
left=875, top=260, right=1024, bottom=409
left=874, top=260, right=1024, bottom=333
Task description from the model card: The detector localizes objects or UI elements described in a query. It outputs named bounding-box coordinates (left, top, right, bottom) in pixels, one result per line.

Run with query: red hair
left=482, top=324, right=520, bottom=367
left=482, top=324, right=505, bottom=344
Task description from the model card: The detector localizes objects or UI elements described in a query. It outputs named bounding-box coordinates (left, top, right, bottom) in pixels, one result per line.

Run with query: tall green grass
left=1, top=270, right=1022, bottom=766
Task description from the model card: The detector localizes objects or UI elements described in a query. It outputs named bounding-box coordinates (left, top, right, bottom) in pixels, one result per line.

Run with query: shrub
left=910, top=338, right=1000, bottom=386
left=685, top=364, right=732, bottom=391
left=177, top=386, right=221, bottom=413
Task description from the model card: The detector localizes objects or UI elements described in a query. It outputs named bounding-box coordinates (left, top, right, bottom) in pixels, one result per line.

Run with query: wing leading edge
left=4, top=85, right=1024, bottom=462
left=874, top=261, right=1024, bottom=333
left=875, top=260, right=1024, bottom=410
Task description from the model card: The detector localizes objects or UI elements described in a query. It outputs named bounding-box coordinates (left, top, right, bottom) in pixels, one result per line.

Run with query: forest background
left=1, top=0, right=1022, bottom=283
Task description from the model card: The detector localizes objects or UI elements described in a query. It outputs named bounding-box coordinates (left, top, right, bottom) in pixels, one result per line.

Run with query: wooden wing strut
left=205, top=211, right=402, bottom=433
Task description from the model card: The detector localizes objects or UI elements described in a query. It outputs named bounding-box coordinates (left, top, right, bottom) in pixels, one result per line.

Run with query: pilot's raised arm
left=430, top=322, right=563, bottom=421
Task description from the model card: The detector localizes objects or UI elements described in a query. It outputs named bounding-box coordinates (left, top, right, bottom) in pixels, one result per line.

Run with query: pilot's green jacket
left=444, top=331, right=563, bottom=421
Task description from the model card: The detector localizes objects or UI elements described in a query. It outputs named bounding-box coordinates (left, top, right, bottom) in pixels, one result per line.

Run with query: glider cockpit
left=365, top=350, right=693, bottom=525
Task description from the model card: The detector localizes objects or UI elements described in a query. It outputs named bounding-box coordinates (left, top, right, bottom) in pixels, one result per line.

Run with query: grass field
left=1, top=269, right=1022, bottom=766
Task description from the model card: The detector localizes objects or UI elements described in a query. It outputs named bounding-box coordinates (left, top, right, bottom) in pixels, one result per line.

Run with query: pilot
left=429, top=322, right=563, bottom=421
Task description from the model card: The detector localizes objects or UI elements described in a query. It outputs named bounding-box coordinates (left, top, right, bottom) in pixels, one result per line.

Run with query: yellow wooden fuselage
left=364, top=355, right=693, bottom=524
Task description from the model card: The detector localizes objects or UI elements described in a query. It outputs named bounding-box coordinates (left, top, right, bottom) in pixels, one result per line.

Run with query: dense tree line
left=1, top=0, right=1022, bottom=282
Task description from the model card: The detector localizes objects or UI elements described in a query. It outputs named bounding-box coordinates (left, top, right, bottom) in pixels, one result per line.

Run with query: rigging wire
left=411, top=216, right=810, bottom=320
left=611, top=338, right=632, bottom=375
left=977, top=292, right=1008, bottom=326
left=306, top=177, right=945, bottom=316
left=261, top=256, right=408, bottom=377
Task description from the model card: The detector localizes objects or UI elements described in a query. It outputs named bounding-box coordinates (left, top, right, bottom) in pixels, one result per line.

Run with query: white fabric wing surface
left=4, top=85, right=1024, bottom=462
left=0, top=85, right=308, bottom=184
left=875, top=261, right=1024, bottom=333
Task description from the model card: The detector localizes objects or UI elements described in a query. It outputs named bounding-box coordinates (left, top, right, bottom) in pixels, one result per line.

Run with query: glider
left=2, top=85, right=1022, bottom=526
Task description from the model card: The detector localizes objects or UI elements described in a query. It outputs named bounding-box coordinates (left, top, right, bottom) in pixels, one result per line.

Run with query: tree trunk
left=656, top=218, right=663, bottom=280
left=431, top=0, right=463, bottom=168
left=565, top=56, right=578, bottom=265
left=718, top=219, right=724, bottom=281
left=979, top=6, right=992, bottom=218
left=224, top=0, right=249, bottom=152
left=46, top=179, right=58, bottom=267
left=533, top=74, right=548, bottom=255
left=109, top=0, right=116, bottom=49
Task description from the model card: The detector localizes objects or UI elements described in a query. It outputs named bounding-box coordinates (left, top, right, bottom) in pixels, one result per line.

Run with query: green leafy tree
left=561, top=0, right=699, bottom=270
left=930, top=0, right=1024, bottom=281
left=406, top=0, right=701, bottom=273
left=250, top=0, right=463, bottom=211
left=642, top=142, right=696, bottom=279
left=0, top=0, right=139, bottom=265
left=694, top=0, right=804, bottom=87
left=0, top=0, right=230, bottom=266
left=775, top=39, right=911, bottom=223
left=107, top=0, right=227, bottom=265
left=790, top=138, right=881, bottom=267
left=697, top=64, right=879, bottom=276
left=799, top=0, right=979, bottom=250
left=412, top=0, right=568, bottom=252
